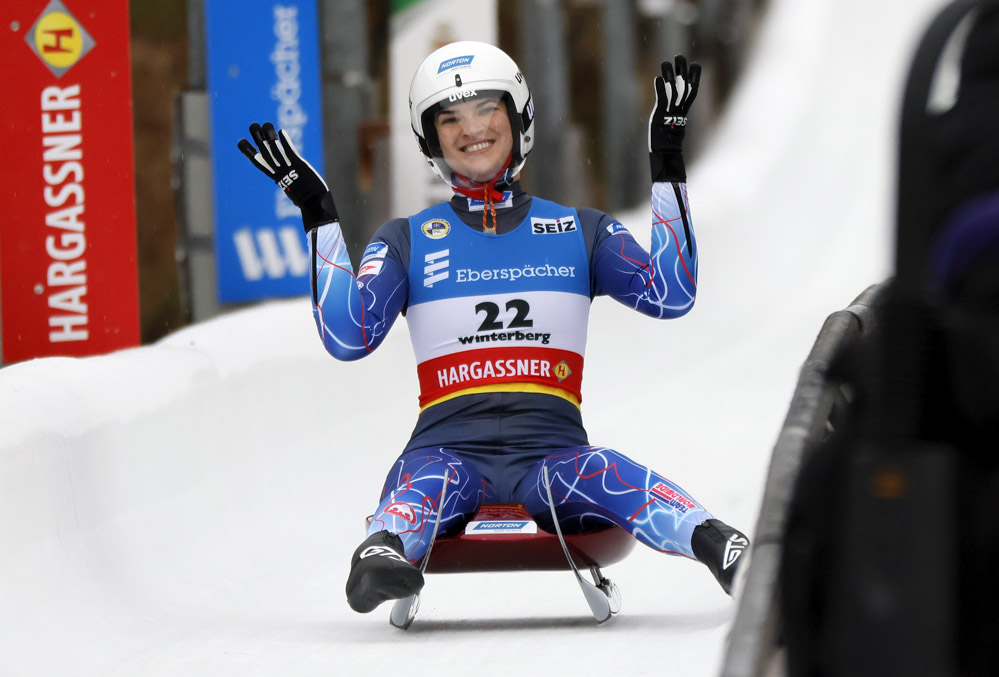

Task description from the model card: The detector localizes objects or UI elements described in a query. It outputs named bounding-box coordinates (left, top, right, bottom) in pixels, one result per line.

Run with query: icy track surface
left=0, top=1, right=947, bottom=675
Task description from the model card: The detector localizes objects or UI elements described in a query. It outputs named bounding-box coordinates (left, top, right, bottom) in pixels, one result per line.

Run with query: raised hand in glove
left=648, top=55, right=701, bottom=183
left=238, top=122, right=339, bottom=232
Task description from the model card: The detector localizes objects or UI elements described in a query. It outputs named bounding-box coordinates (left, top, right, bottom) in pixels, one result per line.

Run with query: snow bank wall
left=0, top=299, right=415, bottom=673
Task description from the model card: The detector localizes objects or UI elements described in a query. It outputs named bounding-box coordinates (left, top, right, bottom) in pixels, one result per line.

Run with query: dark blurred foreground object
left=780, top=1, right=999, bottom=675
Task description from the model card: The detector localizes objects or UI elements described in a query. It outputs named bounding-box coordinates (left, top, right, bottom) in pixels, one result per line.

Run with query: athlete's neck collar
left=451, top=180, right=525, bottom=213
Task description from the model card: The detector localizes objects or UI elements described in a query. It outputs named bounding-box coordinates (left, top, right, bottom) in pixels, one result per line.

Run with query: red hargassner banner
left=1, top=0, right=139, bottom=363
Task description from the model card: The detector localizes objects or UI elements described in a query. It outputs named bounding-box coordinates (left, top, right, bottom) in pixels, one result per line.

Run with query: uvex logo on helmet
left=448, top=88, right=478, bottom=102
left=437, top=55, right=474, bottom=73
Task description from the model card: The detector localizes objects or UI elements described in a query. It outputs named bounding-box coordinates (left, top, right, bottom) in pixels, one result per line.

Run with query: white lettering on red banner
left=41, top=84, right=88, bottom=343
left=437, top=357, right=552, bottom=389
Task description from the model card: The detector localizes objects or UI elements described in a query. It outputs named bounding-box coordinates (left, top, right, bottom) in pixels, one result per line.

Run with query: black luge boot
left=345, top=530, right=424, bottom=613
left=690, top=519, right=750, bottom=596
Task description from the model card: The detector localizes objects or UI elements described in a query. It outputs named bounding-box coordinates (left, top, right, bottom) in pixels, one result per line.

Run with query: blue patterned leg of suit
left=514, top=446, right=713, bottom=559
left=366, top=447, right=495, bottom=563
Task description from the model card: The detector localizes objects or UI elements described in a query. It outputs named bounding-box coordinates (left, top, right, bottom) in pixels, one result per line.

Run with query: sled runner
left=380, top=468, right=636, bottom=629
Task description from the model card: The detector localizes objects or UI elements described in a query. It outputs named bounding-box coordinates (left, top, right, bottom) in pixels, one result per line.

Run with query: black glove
left=649, top=55, right=701, bottom=183
left=238, top=122, right=339, bottom=232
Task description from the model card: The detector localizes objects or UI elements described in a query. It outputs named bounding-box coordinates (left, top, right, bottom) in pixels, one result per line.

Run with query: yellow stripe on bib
left=420, top=382, right=581, bottom=412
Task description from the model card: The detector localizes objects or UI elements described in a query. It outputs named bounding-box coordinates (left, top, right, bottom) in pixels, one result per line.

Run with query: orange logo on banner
left=25, top=0, right=95, bottom=77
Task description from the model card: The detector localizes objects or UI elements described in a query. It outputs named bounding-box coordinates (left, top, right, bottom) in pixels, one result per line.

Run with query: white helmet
left=409, top=41, right=535, bottom=186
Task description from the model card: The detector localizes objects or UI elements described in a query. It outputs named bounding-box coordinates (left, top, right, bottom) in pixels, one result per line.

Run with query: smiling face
left=433, top=95, right=514, bottom=182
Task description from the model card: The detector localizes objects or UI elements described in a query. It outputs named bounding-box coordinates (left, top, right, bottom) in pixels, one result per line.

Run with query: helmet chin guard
left=409, top=41, right=534, bottom=188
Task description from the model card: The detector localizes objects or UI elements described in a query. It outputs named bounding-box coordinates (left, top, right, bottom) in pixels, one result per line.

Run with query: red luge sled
left=423, top=503, right=636, bottom=573
left=375, top=468, right=636, bottom=629
left=380, top=494, right=634, bottom=628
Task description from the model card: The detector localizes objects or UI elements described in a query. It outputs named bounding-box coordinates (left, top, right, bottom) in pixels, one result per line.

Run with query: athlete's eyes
left=436, top=99, right=501, bottom=127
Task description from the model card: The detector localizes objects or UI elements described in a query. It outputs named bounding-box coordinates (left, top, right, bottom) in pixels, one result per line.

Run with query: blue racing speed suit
left=309, top=179, right=713, bottom=563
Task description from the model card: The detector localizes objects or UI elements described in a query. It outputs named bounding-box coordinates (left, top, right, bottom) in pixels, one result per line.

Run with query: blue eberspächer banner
left=204, top=0, right=324, bottom=303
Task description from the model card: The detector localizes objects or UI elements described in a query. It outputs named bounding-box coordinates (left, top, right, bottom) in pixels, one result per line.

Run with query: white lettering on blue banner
left=272, top=5, right=307, bottom=219
left=233, top=226, right=309, bottom=281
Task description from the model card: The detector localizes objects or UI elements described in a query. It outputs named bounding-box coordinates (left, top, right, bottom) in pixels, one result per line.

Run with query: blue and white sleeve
left=309, top=221, right=408, bottom=360
left=591, top=181, right=697, bottom=318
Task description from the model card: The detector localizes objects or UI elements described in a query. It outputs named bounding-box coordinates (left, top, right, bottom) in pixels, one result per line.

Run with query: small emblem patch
left=437, top=55, right=474, bottom=74
left=385, top=502, right=417, bottom=523
left=358, top=242, right=388, bottom=277
left=422, top=219, right=451, bottom=239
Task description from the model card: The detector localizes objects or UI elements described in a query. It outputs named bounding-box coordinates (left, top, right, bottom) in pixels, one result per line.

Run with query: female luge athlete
left=239, top=41, right=750, bottom=614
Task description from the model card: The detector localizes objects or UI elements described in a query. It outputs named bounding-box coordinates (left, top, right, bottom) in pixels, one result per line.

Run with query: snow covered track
left=0, top=0, right=950, bottom=674
left=0, top=301, right=381, bottom=674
